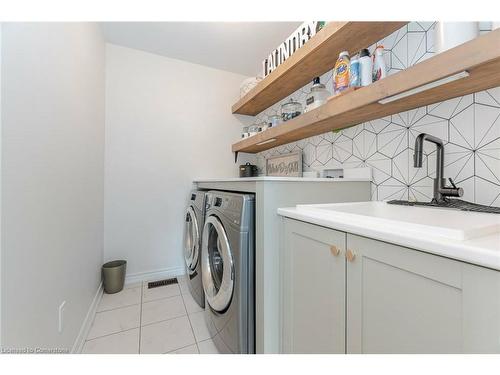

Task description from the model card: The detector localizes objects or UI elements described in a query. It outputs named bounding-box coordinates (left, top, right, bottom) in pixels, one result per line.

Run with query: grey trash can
left=102, top=260, right=127, bottom=294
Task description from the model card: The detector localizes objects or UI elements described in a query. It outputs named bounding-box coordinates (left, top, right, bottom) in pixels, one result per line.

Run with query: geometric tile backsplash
left=254, top=22, right=500, bottom=207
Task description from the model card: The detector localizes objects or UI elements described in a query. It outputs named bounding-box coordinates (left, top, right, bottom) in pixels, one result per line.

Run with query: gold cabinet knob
left=330, top=245, right=341, bottom=256
left=346, top=249, right=356, bottom=262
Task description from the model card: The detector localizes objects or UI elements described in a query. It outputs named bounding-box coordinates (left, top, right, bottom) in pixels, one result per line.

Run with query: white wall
left=105, top=44, right=252, bottom=277
left=1, top=23, right=105, bottom=350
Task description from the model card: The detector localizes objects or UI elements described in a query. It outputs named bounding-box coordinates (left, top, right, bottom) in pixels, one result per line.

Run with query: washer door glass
left=201, top=216, right=234, bottom=312
left=184, top=206, right=199, bottom=272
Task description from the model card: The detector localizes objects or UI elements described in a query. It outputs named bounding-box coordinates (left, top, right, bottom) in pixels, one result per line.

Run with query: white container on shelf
left=372, top=46, right=387, bottom=82
left=304, top=77, right=331, bottom=113
left=248, top=125, right=259, bottom=136
left=359, top=48, right=373, bottom=87
left=302, top=171, right=319, bottom=178
left=268, top=114, right=282, bottom=128
left=239, top=77, right=262, bottom=98
left=435, top=22, right=479, bottom=53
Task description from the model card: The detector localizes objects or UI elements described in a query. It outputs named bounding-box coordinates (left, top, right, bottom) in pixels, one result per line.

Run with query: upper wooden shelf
left=233, top=29, right=500, bottom=154
left=232, top=21, right=408, bottom=116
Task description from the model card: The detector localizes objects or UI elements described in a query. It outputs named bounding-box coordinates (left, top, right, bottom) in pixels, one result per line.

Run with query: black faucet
left=413, top=133, right=463, bottom=202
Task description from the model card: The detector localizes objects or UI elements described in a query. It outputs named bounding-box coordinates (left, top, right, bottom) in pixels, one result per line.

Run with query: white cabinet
left=280, top=218, right=500, bottom=353
left=281, top=219, right=346, bottom=353
left=347, top=233, right=500, bottom=353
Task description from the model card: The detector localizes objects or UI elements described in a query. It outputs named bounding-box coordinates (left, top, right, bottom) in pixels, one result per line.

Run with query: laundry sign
left=266, top=152, right=303, bottom=177
left=262, top=21, right=326, bottom=77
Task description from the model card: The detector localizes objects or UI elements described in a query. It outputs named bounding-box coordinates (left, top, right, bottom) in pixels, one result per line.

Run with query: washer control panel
left=205, top=191, right=253, bottom=227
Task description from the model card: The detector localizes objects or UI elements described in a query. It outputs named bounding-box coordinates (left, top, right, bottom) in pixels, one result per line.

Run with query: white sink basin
left=295, top=201, right=500, bottom=241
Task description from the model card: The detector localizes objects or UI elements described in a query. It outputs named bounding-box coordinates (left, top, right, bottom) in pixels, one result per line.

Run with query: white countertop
left=278, top=201, right=500, bottom=271
left=194, top=177, right=371, bottom=183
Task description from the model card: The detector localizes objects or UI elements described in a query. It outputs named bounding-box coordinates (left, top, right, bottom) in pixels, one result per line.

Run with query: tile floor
left=82, top=275, right=220, bottom=354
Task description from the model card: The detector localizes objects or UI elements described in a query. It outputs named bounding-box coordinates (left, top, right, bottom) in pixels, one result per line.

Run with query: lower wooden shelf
left=232, top=29, right=500, bottom=154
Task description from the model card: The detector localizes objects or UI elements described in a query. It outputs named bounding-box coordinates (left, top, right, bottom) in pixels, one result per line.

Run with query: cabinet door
left=347, top=234, right=500, bottom=353
left=281, top=218, right=346, bottom=353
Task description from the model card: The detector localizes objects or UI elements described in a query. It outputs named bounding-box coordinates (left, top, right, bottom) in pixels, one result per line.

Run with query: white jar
left=268, top=114, right=282, bottom=128
left=248, top=125, right=259, bottom=136
left=239, top=77, right=262, bottom=98
left=259, top=122, right=269, bottom=132
left=304, top=77, right=330, bottom=113
left=435, top=22, right=479, bottom=53
left=242, top=126, right=250, bottom=139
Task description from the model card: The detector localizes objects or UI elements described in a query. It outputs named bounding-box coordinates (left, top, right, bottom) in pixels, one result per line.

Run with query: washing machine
left=183, top=190, right=206, bottom=308
left=201, top=190, right=255, bottom=354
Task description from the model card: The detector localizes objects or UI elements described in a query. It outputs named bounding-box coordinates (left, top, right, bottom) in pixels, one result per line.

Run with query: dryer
left=201, top=190, right=255, bottom=354
left=183, top=190, right=206, bottom=308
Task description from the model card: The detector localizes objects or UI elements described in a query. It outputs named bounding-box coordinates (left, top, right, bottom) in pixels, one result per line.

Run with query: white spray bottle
left=372, top=45, right=387, bottom=82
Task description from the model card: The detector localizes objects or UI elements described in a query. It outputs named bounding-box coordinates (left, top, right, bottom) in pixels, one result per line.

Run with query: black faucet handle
left=443, top=178, right=464, bottom=198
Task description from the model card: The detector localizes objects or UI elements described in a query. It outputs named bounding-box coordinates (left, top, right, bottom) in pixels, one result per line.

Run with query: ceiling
left=100, top=22, right=300, bottom=77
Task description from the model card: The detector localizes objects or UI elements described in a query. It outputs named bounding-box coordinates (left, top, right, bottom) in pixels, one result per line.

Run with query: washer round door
left=201, top=215, right=234, bottom=312
left=183, top=206, right=199, bottom=274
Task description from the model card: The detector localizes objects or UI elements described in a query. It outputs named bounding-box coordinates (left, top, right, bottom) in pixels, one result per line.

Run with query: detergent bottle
left=372, top=45, right=387, bottom=82
left=333, top=51, right=350, bottom=94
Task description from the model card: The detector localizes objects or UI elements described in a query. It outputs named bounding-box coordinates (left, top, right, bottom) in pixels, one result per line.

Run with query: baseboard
left=71, top=282, right=103, bottom=354
left=125, top=266, right=185, bottom=285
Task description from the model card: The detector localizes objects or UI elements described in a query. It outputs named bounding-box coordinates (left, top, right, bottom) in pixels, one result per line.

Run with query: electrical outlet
left=58, top=301, right=66, bottom=333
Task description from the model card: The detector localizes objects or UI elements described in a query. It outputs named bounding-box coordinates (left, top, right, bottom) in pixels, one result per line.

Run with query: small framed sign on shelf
left=266, top=152, right=303, bottom=177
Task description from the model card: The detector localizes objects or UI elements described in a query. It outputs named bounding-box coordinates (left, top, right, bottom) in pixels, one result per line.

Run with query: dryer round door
left=184, top=206, right=199, bottom=273
left=201, top=215, right=234, bottom=312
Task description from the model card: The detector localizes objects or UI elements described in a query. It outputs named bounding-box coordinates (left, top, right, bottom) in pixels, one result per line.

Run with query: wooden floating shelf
left=232, top=21, right=408, bottom=116
left=232, top=29, right=500, bottom=154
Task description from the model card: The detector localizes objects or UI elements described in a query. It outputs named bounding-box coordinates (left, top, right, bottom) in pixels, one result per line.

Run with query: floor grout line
left=96, top=286, right=142, bottom=313
left=141, top=313, right=189, bottom=329
left=96, top=301, right=142, bottom=314
left=84, top=326, right=140, bottom=342
left=142, top=293, right=183, bottom=305
left=196, top=338, right=213, bottom=348
left=163, top=342, right=199, bottom=354
left=141, top=285, right=183, bottom=304
left=180, top=292, right=204, bottom=315
left=181, top=292, right=200, bottom=353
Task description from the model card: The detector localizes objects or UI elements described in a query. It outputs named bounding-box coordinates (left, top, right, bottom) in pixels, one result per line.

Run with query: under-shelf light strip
left=256, top=138, right=277, bottom=146
left=378, top=71, right=470, bottom=104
